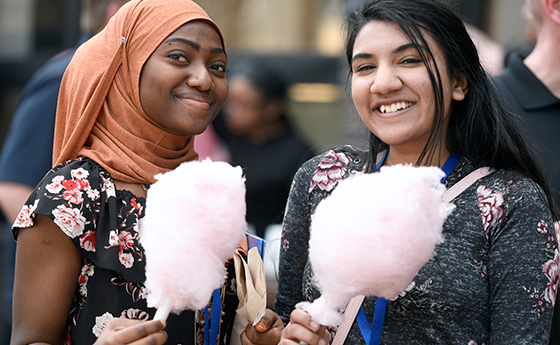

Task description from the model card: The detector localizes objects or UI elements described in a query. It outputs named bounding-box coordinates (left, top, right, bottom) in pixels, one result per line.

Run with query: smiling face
left=139, top=20, right=228, bottom=136
left=351, top=20, right=467, bottom=164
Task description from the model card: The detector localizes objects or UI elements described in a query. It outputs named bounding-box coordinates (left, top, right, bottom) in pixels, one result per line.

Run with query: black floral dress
left=13, top=157, right=238, bottom=345
left=274, top=146, right=559, bottom=345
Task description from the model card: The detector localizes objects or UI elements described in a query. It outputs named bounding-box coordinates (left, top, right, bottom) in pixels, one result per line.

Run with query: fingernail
left=310, top=321, right=319, bottom=330
left=319, top=340, right=326, bottom=345
left=256, top=322, right=266, bottom=331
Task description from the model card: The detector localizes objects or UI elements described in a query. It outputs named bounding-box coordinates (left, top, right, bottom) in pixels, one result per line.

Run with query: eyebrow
left=351, top=42, right=422, bottom=63
left=162, top=37, right=227, bottom=56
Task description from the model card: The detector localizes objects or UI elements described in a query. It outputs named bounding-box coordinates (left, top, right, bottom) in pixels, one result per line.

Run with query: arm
left=486, top=177, right=557, bottom=344
left=12, top=210, right=168, bottom=345
left=12, top=214, right=82, bottom=344
left=273, top=156, right=331, bottom=345
left=273, top=157, right=318, bottom=319
left=0, top=63, right=61, bottom=223
left=0, top=182, right=34, bottom=223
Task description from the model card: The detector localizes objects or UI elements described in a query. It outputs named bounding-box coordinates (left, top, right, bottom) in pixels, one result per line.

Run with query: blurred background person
left=0, top=0, right=127, bottom=342
left=492, top=1, right=560, bottom=341
left=204, top=60, right=316, bottom=308
left=211, top=59, right=315, bottom=240
left=493, top=0, right=560, bottom=207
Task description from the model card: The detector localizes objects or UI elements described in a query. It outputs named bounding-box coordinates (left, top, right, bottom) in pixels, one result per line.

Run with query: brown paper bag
left=230, top=247, right=267, bottom=345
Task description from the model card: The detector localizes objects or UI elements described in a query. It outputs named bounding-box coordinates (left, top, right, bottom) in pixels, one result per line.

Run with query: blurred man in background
left=494, top=0, right=560, bottom=206
left=493, top=1, right=560, bottom=343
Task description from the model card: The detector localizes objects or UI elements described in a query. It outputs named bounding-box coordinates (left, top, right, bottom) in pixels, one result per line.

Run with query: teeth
left=379, top=102, right=412, bottom=114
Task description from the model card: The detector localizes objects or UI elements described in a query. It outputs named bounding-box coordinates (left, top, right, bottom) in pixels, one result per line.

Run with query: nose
left=186, top=63, right=213, bottom=91
left=370, top=64, right=402, bottom=95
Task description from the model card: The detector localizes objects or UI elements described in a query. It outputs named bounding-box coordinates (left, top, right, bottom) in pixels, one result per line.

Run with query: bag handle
left=330, top=166, right=494, bottom=345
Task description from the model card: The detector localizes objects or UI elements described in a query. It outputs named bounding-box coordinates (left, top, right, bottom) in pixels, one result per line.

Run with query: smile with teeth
left=379, top=102, right=413, bottom=114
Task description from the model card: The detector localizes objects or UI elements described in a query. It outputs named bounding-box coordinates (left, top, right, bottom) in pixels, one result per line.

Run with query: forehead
left=162, top=20, right=224, bottom=49
left=352, top=20, right=443, bottom=59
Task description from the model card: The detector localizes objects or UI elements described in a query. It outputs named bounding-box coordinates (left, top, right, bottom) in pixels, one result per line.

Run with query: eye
left=210, top=63, right=227, bottom=74
left=168, top=52, right=187, bottom=63
left=401, top=57, right=421, bottom=65
left=354, top=64, right=375, bottom=73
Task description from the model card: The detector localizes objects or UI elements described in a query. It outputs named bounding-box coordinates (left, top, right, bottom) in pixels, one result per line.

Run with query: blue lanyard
left=357, top=150, right=460, bottom=345
left=204, top=289, right=221, bottom=345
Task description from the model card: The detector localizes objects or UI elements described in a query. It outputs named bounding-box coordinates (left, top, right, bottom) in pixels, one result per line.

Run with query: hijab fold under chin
left=53, top=0, right=225, bottom=185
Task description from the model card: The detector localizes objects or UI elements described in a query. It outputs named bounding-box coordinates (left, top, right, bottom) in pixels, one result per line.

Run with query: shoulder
left=481, top=169, right=547, bottom=207
left=448, top=158, right=547, bottom=207
left=452, top=160, right=551, bottom=222
left=29, top=157, right=116, bottom=210
left=22, top=49, right=75, bottom=94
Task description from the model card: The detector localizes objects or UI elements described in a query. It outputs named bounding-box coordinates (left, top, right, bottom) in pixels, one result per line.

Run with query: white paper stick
left=154, top=299, right=172, bottom=321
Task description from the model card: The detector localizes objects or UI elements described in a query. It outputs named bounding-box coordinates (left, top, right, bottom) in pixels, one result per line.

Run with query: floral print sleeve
left=480, top=171, right=558, bottom=344
left=13, top=157, right=146, bottom=282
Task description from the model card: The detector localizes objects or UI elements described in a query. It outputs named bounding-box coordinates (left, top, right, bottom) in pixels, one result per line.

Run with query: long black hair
left=344, top=0, right=556, bottom=218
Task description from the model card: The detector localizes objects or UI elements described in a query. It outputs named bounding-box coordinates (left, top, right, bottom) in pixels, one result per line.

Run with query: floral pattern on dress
left=92, top=312, right=114, bottom=337
left=78, top=263, right=95, bottom=299
left=308, top=150, right=351, bottom=193
left=477, top=185, right=504, bottom=235
left=523, top=222, right=559, bottom=314
left=121, top=308, right=149, bottom=320
left=111, top=276, right=148, bottom=302
left=13, top=199, right=39, bottom=228
left=52, top=204, right=86, bottom=238
left=542, top=250, right=559, bottom=304
left=391, top=278, right=449, bottom=316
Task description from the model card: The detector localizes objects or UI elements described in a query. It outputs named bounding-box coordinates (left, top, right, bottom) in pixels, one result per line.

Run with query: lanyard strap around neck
left=357, top=150, right=460, bottom=345
left=204, top=289, right=221, bottom=345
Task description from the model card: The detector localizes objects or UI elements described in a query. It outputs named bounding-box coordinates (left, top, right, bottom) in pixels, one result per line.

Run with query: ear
left=544, top=0, right=560, bottom=26
left=451, top=74, right=468, bottom=102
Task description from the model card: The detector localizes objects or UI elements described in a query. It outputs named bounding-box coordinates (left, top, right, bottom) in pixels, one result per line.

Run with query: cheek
left=351, top=79, right=371, bottom=111
left=215, top=80, right=229, bottom=107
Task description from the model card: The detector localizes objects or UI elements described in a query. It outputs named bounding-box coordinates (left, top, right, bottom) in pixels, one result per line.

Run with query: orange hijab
left=53, top=0, right=225, bottom=185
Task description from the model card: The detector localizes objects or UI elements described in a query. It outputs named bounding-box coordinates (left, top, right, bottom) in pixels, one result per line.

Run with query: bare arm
left=12, top=215, right=170, bottom=345
left=0, top=182, right=34, bottom=223
left=11, top=214, right=82, bottom=344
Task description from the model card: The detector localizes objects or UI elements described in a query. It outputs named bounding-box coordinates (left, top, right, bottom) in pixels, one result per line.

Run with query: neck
left=113, top=180, right=148, bottom=198
left=384, top=147, right=451, bottom=169
left=524, top=29, right=560, bottom=98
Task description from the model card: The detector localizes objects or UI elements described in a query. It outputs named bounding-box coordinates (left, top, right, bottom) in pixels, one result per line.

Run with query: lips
left=175, top=93, right=212, bottom=111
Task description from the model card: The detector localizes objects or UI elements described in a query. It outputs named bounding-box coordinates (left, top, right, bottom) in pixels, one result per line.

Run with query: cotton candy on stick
left=140, top=159, right=247, bottom=320
left=296, top=164, right=455, bottom=326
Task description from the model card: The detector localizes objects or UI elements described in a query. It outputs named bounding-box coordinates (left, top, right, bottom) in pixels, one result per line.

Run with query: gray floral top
left=274, top=146, right=559, bottom=345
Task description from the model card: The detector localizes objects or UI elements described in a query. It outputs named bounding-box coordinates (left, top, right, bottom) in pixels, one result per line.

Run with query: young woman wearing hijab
left=10, top=0, right=283, bottom=344
left=275, top=0, right=559, bottom=344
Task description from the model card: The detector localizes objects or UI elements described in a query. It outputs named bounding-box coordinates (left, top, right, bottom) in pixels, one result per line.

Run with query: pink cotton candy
left=296, top=164, right=455, bottom=326
left=140, top=159, right=247, bottom=314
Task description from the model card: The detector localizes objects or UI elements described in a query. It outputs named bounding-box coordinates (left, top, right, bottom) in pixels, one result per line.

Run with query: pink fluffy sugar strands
left=140, top=159, right=247, bottom=319
left=297, top=164, right=455, bottom=326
